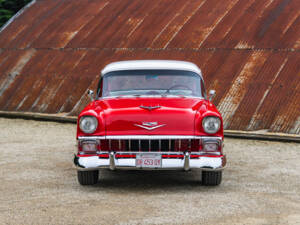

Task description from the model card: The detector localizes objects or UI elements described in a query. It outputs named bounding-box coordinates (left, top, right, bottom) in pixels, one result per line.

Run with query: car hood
left=97, top=97, right=205, bottom=135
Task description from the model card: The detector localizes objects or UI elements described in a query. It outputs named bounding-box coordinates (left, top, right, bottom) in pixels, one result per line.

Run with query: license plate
left=136, top=153, right=162, bottom=168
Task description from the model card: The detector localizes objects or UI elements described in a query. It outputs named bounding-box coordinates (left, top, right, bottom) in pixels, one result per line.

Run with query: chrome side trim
left=78, top=135, right=222, bottom=140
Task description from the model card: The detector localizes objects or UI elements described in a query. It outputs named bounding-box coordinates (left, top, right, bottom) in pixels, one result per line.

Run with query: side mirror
left=209, top=90, right=216, bottom=101
left=87, top=89, right=94, bottom=101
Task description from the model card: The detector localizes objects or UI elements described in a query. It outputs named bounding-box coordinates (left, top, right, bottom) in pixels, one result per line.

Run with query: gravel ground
left=0, top=118, right=300, bottom=225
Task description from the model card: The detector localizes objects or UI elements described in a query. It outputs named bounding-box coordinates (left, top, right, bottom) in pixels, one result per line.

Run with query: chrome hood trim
left=78, top=135, right=222, bottom=140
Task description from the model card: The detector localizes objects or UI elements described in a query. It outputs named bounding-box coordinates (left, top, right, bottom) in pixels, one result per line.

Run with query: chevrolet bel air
left=74, top=60, right=226, bottom=186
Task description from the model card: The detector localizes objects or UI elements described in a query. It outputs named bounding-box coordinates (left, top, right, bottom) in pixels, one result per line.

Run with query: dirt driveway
left=0, top=118, right=299, bottom=225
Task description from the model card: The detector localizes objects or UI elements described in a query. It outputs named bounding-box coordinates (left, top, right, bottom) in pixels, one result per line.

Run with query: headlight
left=202, top=116, right=221, bottom=134
left=79, top=116, right=98, bottom=133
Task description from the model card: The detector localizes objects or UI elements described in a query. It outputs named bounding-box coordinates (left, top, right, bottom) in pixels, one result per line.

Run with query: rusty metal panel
left=66, top=0, right=135, bottom=48
left=0, top=0, right=299, bottom=134
left=166, top=0, right=240, bottom=49
left=200, top=0, right=257, bottom=48
left=0, top=1, right=60, bottom=48
left=230, top=52, right=289, bottom=131
left=0, top=0, right=298, bottom=49
left=251, top=53, right=300, bottom=133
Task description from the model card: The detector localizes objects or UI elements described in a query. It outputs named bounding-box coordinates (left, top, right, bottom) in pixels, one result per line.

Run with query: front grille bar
left=109, top=139, right=112, bottom=150
left=139, top=140, right=141, bottom=151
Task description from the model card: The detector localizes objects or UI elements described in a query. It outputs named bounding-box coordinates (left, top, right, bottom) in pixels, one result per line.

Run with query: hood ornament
left=140, top=105, right=161, bottom=111
left=134, top=122, right=166, bottom=130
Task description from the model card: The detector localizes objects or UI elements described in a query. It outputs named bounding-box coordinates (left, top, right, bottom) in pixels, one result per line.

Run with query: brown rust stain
left=167, top=0, right=234, bottom=48
left=0, top=0, right=299, bottom=134
left=125, top=0, right=186, bottom=48
left=0, top=49, right=36, bottom=100
left=105, top=0, right=158, bottom=48
left=255, top=0, right=300, bottom=49
left=257, top=0, right=291, bottom=38
left=7, top=1, right=62, bottom=48
left=248, top=53, right=300, bottom=133
left=242, top=52, right=289, bottom=131
left=217, top=51, right=270, bottom=129
left=201, top=0, right=257, bottom=48
left=268, top=53, right=300, bottom=133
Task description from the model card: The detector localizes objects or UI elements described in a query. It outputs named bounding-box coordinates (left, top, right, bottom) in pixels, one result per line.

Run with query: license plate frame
left=136, top=153, right=162, bottom=168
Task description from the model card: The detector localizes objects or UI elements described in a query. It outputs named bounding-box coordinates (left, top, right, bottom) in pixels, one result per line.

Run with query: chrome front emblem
left=143, top=122, right=158, bottom=126
left=134, top=122, right=166, bottom=130
left=139, top=105, right=161, bottom=111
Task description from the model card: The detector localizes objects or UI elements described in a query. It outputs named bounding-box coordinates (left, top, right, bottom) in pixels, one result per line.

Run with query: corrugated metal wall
left=0, top=0, right=299, bottom=134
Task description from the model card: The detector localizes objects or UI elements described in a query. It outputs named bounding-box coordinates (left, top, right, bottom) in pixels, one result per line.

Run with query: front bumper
left=74, top=152, right=226, bottom=171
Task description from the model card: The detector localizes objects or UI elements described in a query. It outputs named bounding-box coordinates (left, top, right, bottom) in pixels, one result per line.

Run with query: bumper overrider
left=74, top=136, right=226, bottom=171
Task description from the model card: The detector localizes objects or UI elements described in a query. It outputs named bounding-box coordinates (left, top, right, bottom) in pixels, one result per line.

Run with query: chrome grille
left=100, top=139, right=201, bottom=152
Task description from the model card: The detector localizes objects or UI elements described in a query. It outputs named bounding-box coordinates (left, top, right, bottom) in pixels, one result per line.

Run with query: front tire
left=202, top=171, right=222, bottom=186
left=77, top=170, right=99, bottom=185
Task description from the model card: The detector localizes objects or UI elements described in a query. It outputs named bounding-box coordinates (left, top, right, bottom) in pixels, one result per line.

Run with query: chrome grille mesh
left=100, top=139, right=201, bottom=152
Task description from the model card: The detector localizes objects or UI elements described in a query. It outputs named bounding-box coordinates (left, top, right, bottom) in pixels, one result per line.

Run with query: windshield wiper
left=116, top=94, right=141, bottom=98
left=161, top=93, right=186, bottom=98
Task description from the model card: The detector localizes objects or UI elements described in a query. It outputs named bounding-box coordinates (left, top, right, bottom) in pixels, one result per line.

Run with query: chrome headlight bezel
left=79, top=116, right=98, bottom=134
left=202, top=116, right=221, bottom=134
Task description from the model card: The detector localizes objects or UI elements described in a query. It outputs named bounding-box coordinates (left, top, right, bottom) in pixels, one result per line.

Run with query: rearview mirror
left=209, top=90, right=216, bottom=101
left=87, top=89, right=94, bottom=101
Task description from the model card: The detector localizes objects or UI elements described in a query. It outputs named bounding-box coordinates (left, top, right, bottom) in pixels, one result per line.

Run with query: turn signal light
left=80, top=141, right=98, bottom=154
left=203, top=142, right=219, bottom=152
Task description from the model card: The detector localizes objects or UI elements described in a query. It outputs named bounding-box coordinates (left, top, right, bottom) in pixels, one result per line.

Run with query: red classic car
left=74, top=60, right=226, bottom=186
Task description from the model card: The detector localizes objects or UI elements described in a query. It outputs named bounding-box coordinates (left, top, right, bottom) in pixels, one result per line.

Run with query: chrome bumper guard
left=74, top=152, right=226, bottom=171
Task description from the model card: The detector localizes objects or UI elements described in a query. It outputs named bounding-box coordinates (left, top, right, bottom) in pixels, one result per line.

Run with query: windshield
left=101, top=70, right=203, bottom=98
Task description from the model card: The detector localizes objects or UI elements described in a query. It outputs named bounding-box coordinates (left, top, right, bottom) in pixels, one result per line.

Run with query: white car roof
left=101, top=60, right=202, bottom=77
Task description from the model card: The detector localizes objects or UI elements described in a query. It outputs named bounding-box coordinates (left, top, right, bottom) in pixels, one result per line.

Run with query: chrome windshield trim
left=78, top=135, right=222, bottom=140
left=101, top=95, right=204, bottom=100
